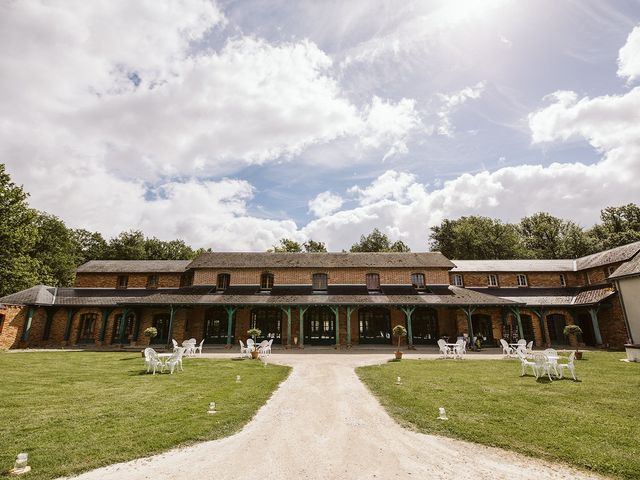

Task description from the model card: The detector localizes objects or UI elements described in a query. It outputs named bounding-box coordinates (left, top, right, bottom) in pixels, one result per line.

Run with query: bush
left=143, top=327, right=158, bottom=338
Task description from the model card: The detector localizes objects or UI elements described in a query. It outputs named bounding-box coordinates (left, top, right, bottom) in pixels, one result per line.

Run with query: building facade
left=1, top=244, right=638, bottom=351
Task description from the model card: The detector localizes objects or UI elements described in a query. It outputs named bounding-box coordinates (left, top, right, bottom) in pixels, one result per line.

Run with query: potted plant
left=247, top=328, right=262, bottom=359
left=563, top=324, right=584, bottom=360
left=393, top=325, right=407, bottom=360
left=143, top=327, right=157, bottom=344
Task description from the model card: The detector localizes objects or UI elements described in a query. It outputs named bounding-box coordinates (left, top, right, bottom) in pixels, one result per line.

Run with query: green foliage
left=30, top=212, right=78, bottom=287
left=143, top=327, right=158, bottom=338
left=303, top=239, right=327, bottom=252
left=358, top=353, right=640, bottom=479
left=144, top=237, right=197, bottom=260
left=0, top=352, right=290, bottom=480
left=70, top=229, right=107, bottom=264
left=269, top=238, right=302, bottom=252
left=589, top=203, right=640, bottom=250
left=104, top=230, right=147, bottom=260
left=350, top=228, right=411, bottom=252
left=392, top=325, right=407, bottom=337
left=519, top=212, right=597, bottom=259
left=247, top=328, right=262, bottom=339
left=563, top=324, right=583, bottom=337
left=429, top=216, right=525, bottom=259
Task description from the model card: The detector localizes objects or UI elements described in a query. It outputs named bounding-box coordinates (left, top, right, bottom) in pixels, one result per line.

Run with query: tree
left=350, top=228, right=411, bottom=252
left=589, top=203, right=640, bottom=249
left=303, top=239, right=327, bottom=252
left=0, top=164, right=43, bottom=296
left=269, top=238, right=303, bottom=253
left=144, top=237, right=196, bottom=260
left=71, top=229, right=108, bottom=264
left=30, top=212, right=77, bottom=287
left=429, top=216, right=524, bottom=259
left=104, top=230, right=147, bottom=260
left=518, top=212, right=596, bottom=259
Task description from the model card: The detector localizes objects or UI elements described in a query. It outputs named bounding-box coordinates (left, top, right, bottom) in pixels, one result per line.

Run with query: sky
left=2, top=0, right=640, bottom=252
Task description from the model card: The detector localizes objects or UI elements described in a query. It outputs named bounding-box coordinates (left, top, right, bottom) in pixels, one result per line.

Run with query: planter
left=251, top=350, right=260, bottom=359
left=575, top=351, right=583, bottom=360
left=625, top=344, right=640, bottom=362
left=395, top=351, right=403, bottom=360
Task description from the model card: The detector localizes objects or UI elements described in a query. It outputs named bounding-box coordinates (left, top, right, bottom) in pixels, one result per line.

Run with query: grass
left=0, top=351, right=290, bottom=479
left=357, top=352, right=640, bottom=479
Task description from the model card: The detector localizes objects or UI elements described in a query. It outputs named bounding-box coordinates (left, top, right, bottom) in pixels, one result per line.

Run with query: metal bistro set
left=500, top=338, right=578, bottom=381
left=143, top=338, right=205, bottom=374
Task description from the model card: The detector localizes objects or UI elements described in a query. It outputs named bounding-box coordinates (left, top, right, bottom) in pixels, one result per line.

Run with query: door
left=546, top=314, right=568, bottom=345
left=251, top=308, right=282, bottom=344
left=471, top=314, right=495, bottom=345
left=152, top=313, right=170, bottom=344
left=575, top=313, right=596, bottom=346
left=112, top=312, right=136, bottom=344
left=304, top=307, right=335, bottom=345
left=203, top=307, right=232, bottom=344
left=411, top=308, right=438, bottom=344
left=358, top=307, right=391, bottom=344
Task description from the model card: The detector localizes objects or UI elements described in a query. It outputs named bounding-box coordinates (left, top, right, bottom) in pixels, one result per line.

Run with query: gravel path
left=65, top=353, right=602, bottom=480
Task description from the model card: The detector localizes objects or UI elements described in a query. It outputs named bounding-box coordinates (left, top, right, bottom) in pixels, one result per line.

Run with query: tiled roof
left=452, top=259, right=575, bottom=272
left=575, top=241, right=640, bottom=270
left=0, top=285, right=57, bottom=306
left=187, top=252, right=455, bottom=269
left=468, top=286, right=615, bottom=306
left=608, top=253, right=640, bottom=279
left=573, top=287, right=616, bottom=305
left=76, top=260, right=191, bottom=273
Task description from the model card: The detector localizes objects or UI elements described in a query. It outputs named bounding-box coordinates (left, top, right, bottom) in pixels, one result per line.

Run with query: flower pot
left=395, top=351, right=403, bottom=360
left=575, top=351, right=583, bottom=360
left=625, top=344, right=640, bottom=362
left=251, top=350, right=260, bottom=359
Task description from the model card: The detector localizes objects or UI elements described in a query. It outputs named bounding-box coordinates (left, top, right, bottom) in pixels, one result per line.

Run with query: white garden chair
left=194, top=339, right=204, bottom=356
left=557, top=351, right=578, bottom=380
left=144, top=348, right=162, bottom=375
left=172, top=339, right=179, bottom=351
left=516, top=349, right=537, bottom=377
left=259, top=339, right=272, bottom=356
left=453, top=339, right=466, bottom=359
left=437, top=339, right=450, bottom=358
left=239, top=340, right=250, bottom=357
left=533, top=353, right=554, bottom=381
left=182, top=339, right=196, bottom=357
left=526, top=341, right=534, bottom=355
left=163, top=347, right=185, bottom=374
left=247, top=338, right=255, bottom=352
left=500, top=339, right=514, bottom=357
left=543, top=348, right=560, bottom=376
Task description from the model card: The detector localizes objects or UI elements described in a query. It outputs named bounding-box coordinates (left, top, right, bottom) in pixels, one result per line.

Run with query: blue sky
left=2, top=0, right=640, bottom=251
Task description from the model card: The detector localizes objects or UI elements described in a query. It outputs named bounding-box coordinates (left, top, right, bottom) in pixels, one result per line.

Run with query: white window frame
left=411, top=273, right=425, bottom=289
left=312, top=273, right=328, bottom=291
left=452, top=274, right=464, bottom=287
left=516, top=274, right=528, bottom=287
left=559, top=274, right=566, bottom=287
left=366, top=273, right=381, bottom=291
left=487, top=274, right=498, bottom=287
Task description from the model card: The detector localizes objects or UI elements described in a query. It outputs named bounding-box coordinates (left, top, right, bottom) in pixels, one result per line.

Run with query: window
left=312, top=273, right=328, bottom=291
left=116, top=275, right=128, bottom=289
left=452, top=274, right=464, bottom=287
left=487, top=274, right=498, bottom=287
left=146, top=274, right=158, bottom=289
left=260, top=272, right=274, bottom=290
left=217, top=273, right=230, bottom=290
left=516, top=274, right=528, bottom=287
left=559, top=274, right=566, bottom=286
left=411, top=273, right=425, bottom=289
left=607, top=265, right=617, bottom=276
left=78, top=313, right=98, bottom=343
left=366, top=273, right=380, bottom=291
left=180, top=271, right=193, bottom=287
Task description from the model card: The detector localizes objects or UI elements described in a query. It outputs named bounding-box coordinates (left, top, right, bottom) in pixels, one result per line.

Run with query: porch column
left=329, top=306, right=340, bottom=348
left=298, top=306, right=309, bottom=348
left=119, top=307, right=130, bottom=344
left=63, top=308, right=76, bottom=342
left=588, top=306, right=603, bottom=345
left=400, top=306, right=416, bottom=348
left=345, top=306, right=355, bottom=347
left=280, top=306, right=292, bottom=348
left=460, top=306, right=476, bottom=339
left=99, top=308, right=112, bottom=342
left=166, top=305, right=176, bottom=348
left=224, top=306, right=238, bottom=348
left=509, top=306, right=524, bottom=339
left=132, top=309, right=141, bottom=341
left=21, top=307, right=35, bottom=342
left=531, top=307, right=548, bottom=347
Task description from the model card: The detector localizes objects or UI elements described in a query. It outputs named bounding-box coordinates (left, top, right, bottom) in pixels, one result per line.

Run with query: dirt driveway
left=65, top=353, right=601, bottom=480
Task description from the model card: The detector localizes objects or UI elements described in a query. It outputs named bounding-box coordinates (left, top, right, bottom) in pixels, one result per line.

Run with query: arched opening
left=471, top=314, right=495, bottom=345
left=78, top=312, right=98, bottom=344
left=411, top=307, right=438, bottom=344
left=546, top=313, right=568, bottom=345
left=504, top=313, right=534, bottom=342
left=111, top=312, right=136, bottom=344
left=575, top=312, right=596, bottom=346
left=151, top=313, right=170, bottom=344
left=303, top=306, right=335, bottom=345
left=358, top=307, right=391, bottom=344
left=250, top=308, right=282, bottom=344
left=203, top=307, right=233, bottom=344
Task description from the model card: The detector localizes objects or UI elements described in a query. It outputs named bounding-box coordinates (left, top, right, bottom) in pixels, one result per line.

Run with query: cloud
left=617, top=24, right=640, bottom=83
left=437, top=82, right=485, bottom=136
left=308, top=191, right=344, bottom=217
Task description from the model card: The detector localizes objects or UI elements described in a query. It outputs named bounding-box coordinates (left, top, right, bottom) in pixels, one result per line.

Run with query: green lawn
left=0, top=352, right=290, bottom=479
left=357, top=352, right=640, bottom=479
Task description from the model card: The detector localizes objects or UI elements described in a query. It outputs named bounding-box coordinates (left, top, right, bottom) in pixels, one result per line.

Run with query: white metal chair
left=163, top=347, right=185, bottom=374
left=195, top=339, right=204, bottom=356
left=500, top=339, right=514, bottom=357
left=259, top=339, right=272, bottom=356
left=437, top=339, right=450, bottom=358
left=172, top=339, right=179, bottom=351
left=533, top=353, right=554, bottom=381
left=516, top=349, right=537, bottom=377
left=517, top=339, right=526, bottom=348
left=453, top=339, right=466, bottom=359
left=239, top=340, right=250, bottom=357
left=526, top=341, right=534, bottom=355
left=557, top=351, right=578, bottom=380
left=144, top=348, right=162, bottom=375
left=247, top=338, right=255, bottom=352
left=182, top=339, right=196, bottom=357
left=543, top=348, right=560, bottom=376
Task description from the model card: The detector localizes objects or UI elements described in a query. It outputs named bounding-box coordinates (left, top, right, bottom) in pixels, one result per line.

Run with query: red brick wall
left=451, top=272, right=582, bottom=288
left=0, top=305, right=24, bottom=350
left=75, top=273, right=182, bottom=289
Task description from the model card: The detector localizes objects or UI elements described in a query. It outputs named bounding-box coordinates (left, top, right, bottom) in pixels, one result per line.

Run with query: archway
left=203, top=307, right=233, bottom=344
left=546, top=314, right=568, bottom=345
left=303, top=306, right=336, bottom=345
left=358, top=307, right=391, bottom=344
left=250, top=308, right=282, bottom=344
left=411, top=307, right=438, bottom=344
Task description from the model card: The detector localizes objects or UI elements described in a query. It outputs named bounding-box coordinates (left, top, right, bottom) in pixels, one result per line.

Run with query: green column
left=119, top=307, right=130, bottom=344
left=166, top=306, right=176, bottom=347
left=280, top=306, right=292, bottom=348
left=99, top=308, right=112, bottom=342
left=329, top=306, right=340, bottom=347
left=588, top=307, right=603, bottom=345
left=400, top=306, right=416, bottom=348
left=461, top=306, right=476, bottom=340
left=224, top=306, right=237, bottom=347
left=64, top=308, right=76, bottom=342
left=298, top=306, right=309, bottom=348
left=21, top=307, right=35, bottom=342
left=345, top=306, right=353, bottom=346
left=509, top=306, right=524, bottom=339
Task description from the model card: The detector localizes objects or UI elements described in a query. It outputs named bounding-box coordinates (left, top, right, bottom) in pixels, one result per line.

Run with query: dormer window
left=452, top=274, right=464, bottom=287
left=312, top=273, right=328, bottom=291
left=261, top=272, right=274, bottom=290
left=607, top=265, right=617, bottom=276
left=117, top=275, right=128, bottom=289
left=487, top=274, right=498, bottom=287
left=366, top=273, right=380, bottom=291
left=217, top=273, right=230, bottom=290
left=411, top=273, right=425, bottom=290
left=146, top=274, right=158, bottom=289
left=516, top=274, right=528, bottom=287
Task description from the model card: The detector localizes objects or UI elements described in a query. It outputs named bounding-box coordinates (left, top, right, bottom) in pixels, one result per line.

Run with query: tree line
left=2, top=163, right=639, bottom=297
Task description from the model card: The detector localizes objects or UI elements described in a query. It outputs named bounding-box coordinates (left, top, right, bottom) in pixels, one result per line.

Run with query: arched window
left=312, top=273, right=328, bottom=291
left=78, top=313, right=98, bottom=343
left=411, top=273, right=425, bottom=289
left=217, top=273, right=230, bottom=290
left=366, top=273, right=380, bottom=291
left=261, top=272, right=274, bottom=290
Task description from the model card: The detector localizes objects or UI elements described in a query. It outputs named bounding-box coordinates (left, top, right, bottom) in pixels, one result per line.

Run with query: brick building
left=1, top=243, right=638, bottom=351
